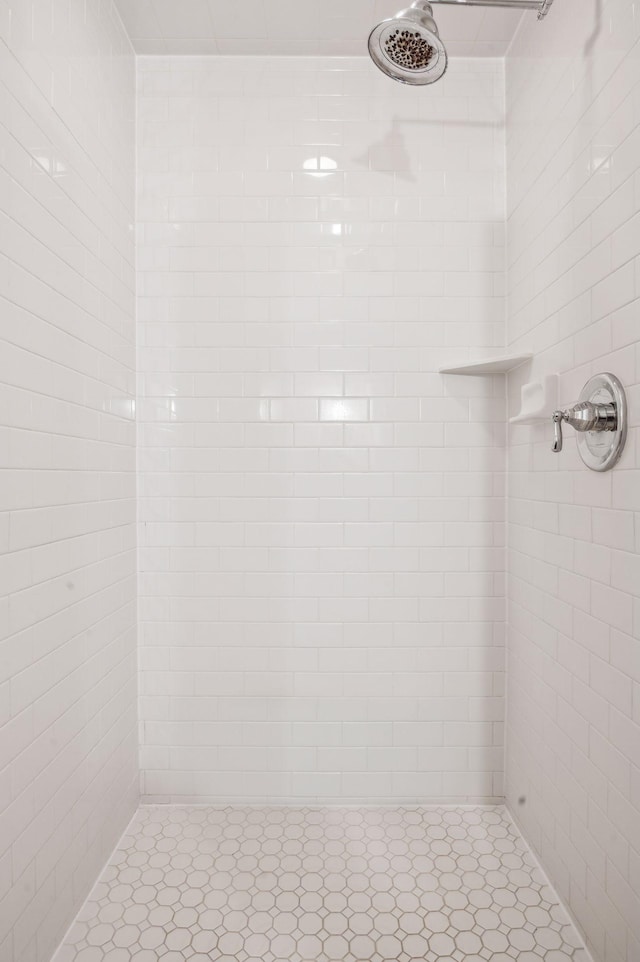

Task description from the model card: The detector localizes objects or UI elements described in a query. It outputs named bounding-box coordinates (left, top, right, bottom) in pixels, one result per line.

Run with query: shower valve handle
left=551, top=401, right=617, bottom=453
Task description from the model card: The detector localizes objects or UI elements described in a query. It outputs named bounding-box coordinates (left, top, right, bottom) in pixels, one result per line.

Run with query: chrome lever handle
left=552, top=401, right=617, bottom=453
left=552, top=411, right=563, bottom=452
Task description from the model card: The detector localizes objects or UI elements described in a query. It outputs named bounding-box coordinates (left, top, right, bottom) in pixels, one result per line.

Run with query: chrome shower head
left=368, top=0, right=448, bottom=85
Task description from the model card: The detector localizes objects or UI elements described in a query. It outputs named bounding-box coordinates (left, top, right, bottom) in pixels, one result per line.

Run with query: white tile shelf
left=439, top=353, right=533, bottom=375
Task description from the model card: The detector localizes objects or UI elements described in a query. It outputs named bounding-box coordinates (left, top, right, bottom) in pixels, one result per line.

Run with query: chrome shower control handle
left=551, top=401, right=617, bottom=453
left=549, top=373, right=627, bottom=472
left=552, top=410, right=564, bottom=452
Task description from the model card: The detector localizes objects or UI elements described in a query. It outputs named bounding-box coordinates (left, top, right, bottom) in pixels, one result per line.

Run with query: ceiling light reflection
left=303, top=156, right=338, bottom=178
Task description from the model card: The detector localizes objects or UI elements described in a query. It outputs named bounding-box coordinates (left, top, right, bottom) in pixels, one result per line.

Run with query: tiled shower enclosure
left=1, top=0, right=640, bottom=962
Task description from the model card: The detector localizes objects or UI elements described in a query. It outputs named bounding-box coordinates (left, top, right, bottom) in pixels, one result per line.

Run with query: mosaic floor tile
left=53, top=806, right=591, bottom=962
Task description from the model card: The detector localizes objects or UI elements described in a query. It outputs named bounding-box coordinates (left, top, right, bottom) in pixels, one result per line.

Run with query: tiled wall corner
left=137, top=55, right=507, bottom=805
left=506, top=1, right=640, bottom=959
left=0, top=2, right=138, bottom=960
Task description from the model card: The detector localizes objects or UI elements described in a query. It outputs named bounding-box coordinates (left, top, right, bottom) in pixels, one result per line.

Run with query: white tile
left=53, top=804, right=589, bottom=960
left=136, top=44, right=507, bottom=814
left=506, top=0, right=640, bottom=956
left=0, top=2, right=137, bottom=960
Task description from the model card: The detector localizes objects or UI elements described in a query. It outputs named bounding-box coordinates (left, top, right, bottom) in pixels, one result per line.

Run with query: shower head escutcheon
left=368, top=0, right=554, bottom=86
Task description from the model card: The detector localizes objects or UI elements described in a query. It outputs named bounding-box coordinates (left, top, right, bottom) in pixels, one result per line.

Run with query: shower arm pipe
left=427, top=0, right=553, bottom=19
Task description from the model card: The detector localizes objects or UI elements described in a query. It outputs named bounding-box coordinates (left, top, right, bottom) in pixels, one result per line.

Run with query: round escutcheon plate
left=576, top=373, right=627, bottom=472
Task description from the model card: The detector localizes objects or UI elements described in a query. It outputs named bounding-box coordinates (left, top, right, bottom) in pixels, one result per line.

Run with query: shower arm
left=427, top=0, right=553, bottom=19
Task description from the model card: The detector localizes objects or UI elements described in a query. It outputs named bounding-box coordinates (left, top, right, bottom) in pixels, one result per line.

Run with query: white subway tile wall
left=506, top=0, right=640, bottom=959
left=137, top=56, right=507, bottom=805
left=0, top=2, right=137, bottom=961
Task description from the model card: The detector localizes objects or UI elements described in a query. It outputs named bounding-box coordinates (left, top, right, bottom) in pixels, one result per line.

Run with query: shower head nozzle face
left=383, top=25, right=437, bottom=71
left=368, top=1, right=448, bottom=86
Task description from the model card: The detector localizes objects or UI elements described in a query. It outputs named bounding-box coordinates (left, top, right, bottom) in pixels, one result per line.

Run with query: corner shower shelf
left=439, top=353, right=533, bottom=376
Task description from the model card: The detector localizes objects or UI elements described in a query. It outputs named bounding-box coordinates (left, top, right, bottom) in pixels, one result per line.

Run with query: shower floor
left=54, top=805, right=589, bottom=962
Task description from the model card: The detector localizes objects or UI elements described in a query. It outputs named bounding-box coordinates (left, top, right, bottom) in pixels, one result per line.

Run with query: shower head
left=368, top=1, right=448, bottom=86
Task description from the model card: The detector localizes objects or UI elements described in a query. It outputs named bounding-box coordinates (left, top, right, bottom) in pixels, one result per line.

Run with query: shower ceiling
left=115, top=0, right=526, bottom=56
